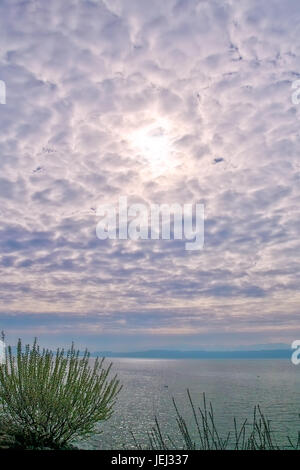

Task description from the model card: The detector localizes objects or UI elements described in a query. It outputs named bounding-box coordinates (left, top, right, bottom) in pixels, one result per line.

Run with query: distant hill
left=90, top=349, right=292, bottom=359
left=4, top=345, right=292, bottom=360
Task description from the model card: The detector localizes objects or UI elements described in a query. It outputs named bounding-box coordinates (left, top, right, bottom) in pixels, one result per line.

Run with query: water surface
left=82, top=358, right=300, bottom=449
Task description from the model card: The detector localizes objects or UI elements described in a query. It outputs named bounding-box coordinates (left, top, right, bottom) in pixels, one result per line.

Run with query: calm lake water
left=80, top=358, right=300, bottom=450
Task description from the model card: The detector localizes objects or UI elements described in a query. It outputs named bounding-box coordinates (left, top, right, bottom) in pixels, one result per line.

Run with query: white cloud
left=0, top=0, right=299, bottom=347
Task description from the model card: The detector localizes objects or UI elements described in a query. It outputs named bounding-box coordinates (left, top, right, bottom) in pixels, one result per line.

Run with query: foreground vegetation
left=0, top=337, right=299, bottom=450
left=0, top=338, right=121, bottom=449
left=132, top=389, right=300, bottom=450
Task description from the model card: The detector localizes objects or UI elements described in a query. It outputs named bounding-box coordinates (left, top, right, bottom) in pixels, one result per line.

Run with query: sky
left=0, top=0, right=299, bottom=352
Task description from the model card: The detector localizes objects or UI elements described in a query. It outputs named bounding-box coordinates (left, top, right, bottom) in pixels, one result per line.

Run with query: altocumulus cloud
left=0, top=0, right=299, bottom=349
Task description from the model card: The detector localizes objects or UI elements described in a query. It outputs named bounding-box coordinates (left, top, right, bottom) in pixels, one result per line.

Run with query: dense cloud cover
left=0, top=0, right=299, bottom=350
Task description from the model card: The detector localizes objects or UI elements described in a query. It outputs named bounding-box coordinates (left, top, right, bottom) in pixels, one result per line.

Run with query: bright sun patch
left=129, top=118, right=178, bottom=176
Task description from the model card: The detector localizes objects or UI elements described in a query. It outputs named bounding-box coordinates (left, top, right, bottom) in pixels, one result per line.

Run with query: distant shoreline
left=89, top=349, right=292, bottom=360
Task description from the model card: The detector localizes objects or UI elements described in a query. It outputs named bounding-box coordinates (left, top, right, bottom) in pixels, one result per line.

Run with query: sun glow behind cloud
left=129, top=118, right=179, bottom=176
